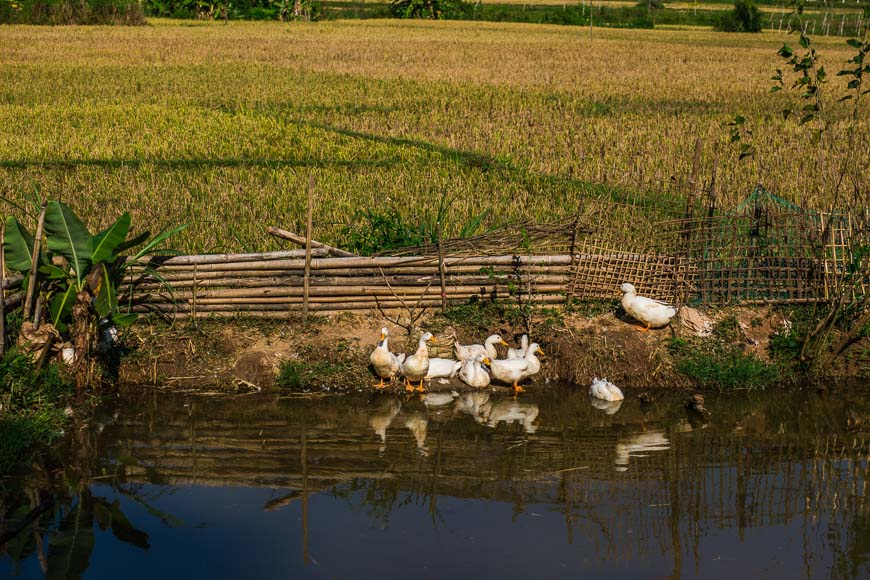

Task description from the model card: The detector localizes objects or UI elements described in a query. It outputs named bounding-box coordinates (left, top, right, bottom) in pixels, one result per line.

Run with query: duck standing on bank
left=369, top=327, right=405, bottom=389
left=489, top=343, right=543, bottom=395
left=620, top=282, right=677, bottom=331
left=402, top=332, right=436, bottom=393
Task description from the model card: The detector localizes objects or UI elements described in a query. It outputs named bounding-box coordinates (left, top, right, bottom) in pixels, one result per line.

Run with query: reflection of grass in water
left=0, top=352, right=73, bottom=474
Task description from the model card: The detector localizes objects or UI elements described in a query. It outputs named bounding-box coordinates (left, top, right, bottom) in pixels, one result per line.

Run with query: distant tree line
left=0, top=0, right=144, bottom=24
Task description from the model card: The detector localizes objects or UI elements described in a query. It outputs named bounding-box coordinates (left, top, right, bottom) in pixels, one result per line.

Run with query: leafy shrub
left=142, top=0, right=320, bottom=21
left=715, top=0, right=762, bottom=32
left=390, top=0, right=469, bottom=20
left=0, top=0, right=145, bottom=24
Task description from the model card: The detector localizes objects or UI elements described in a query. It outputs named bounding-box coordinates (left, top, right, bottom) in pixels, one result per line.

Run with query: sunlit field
left=0, top=19, right=865, bottom=252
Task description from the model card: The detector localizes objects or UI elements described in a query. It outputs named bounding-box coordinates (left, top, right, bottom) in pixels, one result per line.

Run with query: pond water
left=1, top=383, right=868, bottom=579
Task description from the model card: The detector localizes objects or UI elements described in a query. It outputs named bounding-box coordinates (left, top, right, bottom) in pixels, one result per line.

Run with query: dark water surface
left=1, top=383, right=868, bottom=579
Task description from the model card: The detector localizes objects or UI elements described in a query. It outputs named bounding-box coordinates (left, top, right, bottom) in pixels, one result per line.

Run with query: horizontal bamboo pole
left=134, top=285, right=567, bottom=304
left=3, top=292, right=23, bottom=310
left=133, top=294, right=566, bottom=315
left=131, top=249, right=328, bottom=267
left=126, top=265, right=573, bottom=283
left=127, top=274, right=570, bottom=293
left=127, top=254, right=574, bottom=274
left=2, top=275, right=23, bottom=290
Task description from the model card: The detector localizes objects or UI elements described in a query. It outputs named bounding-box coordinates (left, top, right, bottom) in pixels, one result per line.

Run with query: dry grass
left=0, top=19, right=866, bottom=252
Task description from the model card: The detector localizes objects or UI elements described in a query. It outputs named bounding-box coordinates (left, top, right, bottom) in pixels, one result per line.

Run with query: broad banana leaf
left=43, top=201, right=92, bottom=286
left=3, top=215, right=36, bottom=273
left=91, top=212, right=131, bottom=264
left=94, top=263, right=118, bottom=319
left=51, top=284, right=76, bottom=333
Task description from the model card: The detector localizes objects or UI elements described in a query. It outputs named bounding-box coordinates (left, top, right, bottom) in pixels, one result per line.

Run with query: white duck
left=489, top=343, right=543, bottom=394
left=425, top=358, right=462, bottom=381
left=369, top=327, right=405, bottom=389
left=401, top=332, right=435, bottom=393
left=458, top=354, right=491, bottom=389
left=620, top=282, right=677, bottom=331
left=506, top=334, right=529, bottom=360
left=589, top=377, right=624, bottom=401
left=454, top=334, right=508, bottom=362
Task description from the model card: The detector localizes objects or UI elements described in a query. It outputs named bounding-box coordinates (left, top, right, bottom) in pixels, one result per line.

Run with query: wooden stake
left=23, top=203, right=46, bottom=322
left=436, top=221, right=447, bottom=311
left=0, top=222, right=5, bottom=357
left=302, top=175, right=315, bottom=321
left=565, top=217, right=581, bottom=308
left=686, top=138, right=702, bottom=223
left=267, top=227, right=355, bottom=257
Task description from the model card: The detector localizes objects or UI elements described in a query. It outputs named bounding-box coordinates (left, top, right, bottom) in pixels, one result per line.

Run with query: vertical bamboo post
left=0, top=222, right=5, bottom=357
left=192, top=264, right=198, bottom=328
left=302, top=175, right=315, bottom=321
left=565, top=218, right=581, bottom=308
left=685, top=138, right=702, bottom=224
left=436, top=221, right=447, bottom=312
left=23, top=203, right=47, bottom=322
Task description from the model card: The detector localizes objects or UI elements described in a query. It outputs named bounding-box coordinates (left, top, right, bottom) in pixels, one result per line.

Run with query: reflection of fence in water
left=99, top=395, right=867, bottom=573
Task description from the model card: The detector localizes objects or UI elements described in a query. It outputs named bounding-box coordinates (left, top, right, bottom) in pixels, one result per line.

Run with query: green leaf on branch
left=3, top=216, right=36, bottom=273
left=94, top=263, right=118, bottom=319
left=43, top=201, right=93, bottom=287
left=92, top=212, right=131, bottom=263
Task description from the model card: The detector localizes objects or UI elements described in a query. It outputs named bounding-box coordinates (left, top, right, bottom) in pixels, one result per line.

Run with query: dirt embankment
left=117, top=303, right=861, bottom=392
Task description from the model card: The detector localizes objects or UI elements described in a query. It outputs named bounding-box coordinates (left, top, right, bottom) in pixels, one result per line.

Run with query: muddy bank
left=118, top=304, right=867, bottom=392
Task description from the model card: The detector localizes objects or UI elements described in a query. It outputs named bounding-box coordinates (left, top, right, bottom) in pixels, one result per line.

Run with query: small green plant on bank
left=340, top=192, right=491, bottom=256
left=0, top=351, right=73, bottom=474
left=276, top=340, right=369, bottom=391
left=667, top=336, right=782, bottom=391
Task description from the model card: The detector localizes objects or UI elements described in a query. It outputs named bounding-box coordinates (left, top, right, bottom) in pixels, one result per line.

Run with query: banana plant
left=3, top=200, right=185, bottom=335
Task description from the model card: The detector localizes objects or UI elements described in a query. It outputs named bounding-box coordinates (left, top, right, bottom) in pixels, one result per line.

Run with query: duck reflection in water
left=614, top=430, right=670, bottom=472
left=591, top=397, right=623, bottom=415
left=403, top=411, right=429, bottom=456
left=453, top=391, right=491, bottom=424
left=480, top=399, right=539, bottom=434
left=368, top=396, right=401, bottom=453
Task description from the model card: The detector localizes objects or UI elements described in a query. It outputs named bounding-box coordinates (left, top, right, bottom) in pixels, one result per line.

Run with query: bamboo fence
left=0, top=196, right=865, bottom=324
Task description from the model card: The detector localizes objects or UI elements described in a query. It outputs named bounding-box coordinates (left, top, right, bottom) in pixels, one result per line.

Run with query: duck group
left=370, top=329, right=543, bottom=395
left=370, top=283, right=677, bottom=398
